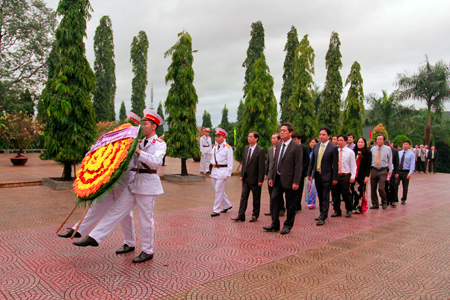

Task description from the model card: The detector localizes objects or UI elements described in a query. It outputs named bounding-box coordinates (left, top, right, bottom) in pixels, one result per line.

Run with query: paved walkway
left=0, top=156, right=449, bottom=299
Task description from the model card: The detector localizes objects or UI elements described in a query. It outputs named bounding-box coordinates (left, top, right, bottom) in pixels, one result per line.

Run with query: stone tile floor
left=0, top=156, right=449, bottom=299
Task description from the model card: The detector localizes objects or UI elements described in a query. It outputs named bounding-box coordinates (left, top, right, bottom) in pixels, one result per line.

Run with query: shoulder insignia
left=152, top=138, right=157, bottom=144
left=226, top=144, right=231, bottom=148
left=156, top=138, right=164, bottom=143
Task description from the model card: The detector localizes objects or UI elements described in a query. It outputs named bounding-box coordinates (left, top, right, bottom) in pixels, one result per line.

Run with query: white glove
left=223, top=175, right=230, bottom=180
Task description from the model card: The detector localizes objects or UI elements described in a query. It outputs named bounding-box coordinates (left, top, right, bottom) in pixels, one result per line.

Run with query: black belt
left=210, top=164, right=227, bottom=168
left=338, top=173, right=350, bottom=177
left=371, top=167, right=388, bottom=171
left=398, top=169, right=409, bottom=172
left=131, top=168, right=157, bottom=174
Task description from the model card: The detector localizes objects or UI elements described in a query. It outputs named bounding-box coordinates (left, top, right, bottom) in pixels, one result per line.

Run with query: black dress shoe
left=401, top=200, right=406, bottom=205
left=73, top=236, right=98, bottom=247
left=262, top=225, right=280, bottom=232
left=249, top=216, right=257, bottom=222
left=115, top=244, right=135, bottom=254
left=231, top=216, right=245, bottom=222
left=391, top=202, right=397, bottom=208
left=382, top=204, right=388, bottom=209
left=132, top=251, right=153, bottom=263
left=280, top=227, right=290, bottom=235
left=221, top=207, right=232, bottom=213
left=264, top=212, right=271, bottom=216
left=58, top=228, right=81, bottom=238
left=346, top=211, right=352, bottom=218
left=370, top=206, right=379, bottom=209
left=315, top=216, right=321, bottom=221
left=331, top=212, right=342, bottom=217
left=316, top=219, right=325, bottom=226
left=211, top=212, right=220, bottom=217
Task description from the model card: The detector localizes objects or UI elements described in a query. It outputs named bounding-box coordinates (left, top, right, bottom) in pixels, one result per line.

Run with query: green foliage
left=93, top=16, right=116, bottom=122
left=201, top=110, right=213, bottom=129
left=234, top=99, right=245, bottom=161
left=319, top=31, right=343, bottom=134
left=365, top=90, right=415, bottom=137
left=236, top=54, right=277, bottom=162
left=392, top=135, right=411, bottom=147
left=119, top=101, right=126, bottom=122
left=312, top=84, right=324, bottom=115
left=130, top=31, right=149, bottom=116
left=156, top=101, right=165, bottom=137
left=342, top=61, right=365, bottom=137
left=279, top=26, right=299, bottom=123
left=0, top=111, right=44, bottom=156
left=370, top=123, right=389, bottom=143
left=40, top=0, right=98, bottom=180
left=164, top=31, right=199, bottom=175
left=242, top=21, right=265, bottom=98
left=0, top=0, right=57, bottom=113
left=396, top=56, right=450, bottom=146
left=435, top=137, right=450, bottom=173
left=290, top=35, right=317, bottom=138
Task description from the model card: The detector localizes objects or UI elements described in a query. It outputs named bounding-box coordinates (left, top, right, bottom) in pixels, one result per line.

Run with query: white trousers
left=200, top=153, right=211, bottom=172
left=212, top=178, right=232, bottom=213
left=90, top=187, right=156, bottom=255
left=72, top=191, right=136, bottom=247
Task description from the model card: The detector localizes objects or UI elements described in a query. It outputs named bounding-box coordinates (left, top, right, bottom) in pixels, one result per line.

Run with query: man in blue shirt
left=395, top=140, right=415, bottom=205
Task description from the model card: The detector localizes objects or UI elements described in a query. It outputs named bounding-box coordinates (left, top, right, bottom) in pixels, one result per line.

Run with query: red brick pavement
left=1, top=171, right=449, bottom=299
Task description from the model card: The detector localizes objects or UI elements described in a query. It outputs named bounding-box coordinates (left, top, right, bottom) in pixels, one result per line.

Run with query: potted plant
left=0, top=111, right=44, bottom=166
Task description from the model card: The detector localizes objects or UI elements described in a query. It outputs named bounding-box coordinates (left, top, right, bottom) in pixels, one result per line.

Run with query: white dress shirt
left=337, top=146, right=357, bottom=179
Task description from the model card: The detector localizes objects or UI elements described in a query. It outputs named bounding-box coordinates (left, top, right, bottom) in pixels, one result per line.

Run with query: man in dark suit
left=263, top=123, right=303, bottom=235
left=428, top=146, right=438, bottom=174
left=307, top=127, right=338, bottom=226
left=292, top=132, right=310, bottom=213
left=264, top=133, right=281, bottom=216
left=385, top=141, right=399, bottom=207
left=232, top=131, right=265, bottom=222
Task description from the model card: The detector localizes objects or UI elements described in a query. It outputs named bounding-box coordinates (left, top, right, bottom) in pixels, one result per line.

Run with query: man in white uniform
left=74, top=109, right=166, bottom=264
left=199, top=128, right=212, bottom=174
left=58, top=111, right=141, bottom=254
left=210, top=127, right=233, bottom=217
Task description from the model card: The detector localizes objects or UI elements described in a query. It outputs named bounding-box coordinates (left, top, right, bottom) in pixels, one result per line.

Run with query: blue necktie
left=277, top=143, right=286, bottom=174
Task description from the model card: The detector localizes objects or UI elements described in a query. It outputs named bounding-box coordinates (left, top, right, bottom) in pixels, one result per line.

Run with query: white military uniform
left=72, top=170, right=136, bottom=246
left=210, top=141, right=233, bottom=213
left=90, top=134, right=166, bottom=255
left=200, top=134, right=212, bottom=173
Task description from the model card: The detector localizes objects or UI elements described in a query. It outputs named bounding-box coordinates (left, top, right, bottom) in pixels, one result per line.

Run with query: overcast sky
left=45, top=0, right=450, bottom=125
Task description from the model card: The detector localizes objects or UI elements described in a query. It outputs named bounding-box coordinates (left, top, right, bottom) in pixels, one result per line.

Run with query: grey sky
left=45, top=0, right=450, bottom=126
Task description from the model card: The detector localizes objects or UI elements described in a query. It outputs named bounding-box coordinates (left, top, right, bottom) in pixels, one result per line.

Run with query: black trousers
left=332, top=174, right=352, bottom=213
left=315, top=172, right=332, bottom=220
left=237, top=177, right=261, bottom=219
left=270, top=174, right=298, bottom=229
left=395, top=170, right=410, bottom=201
left=429, top=160, right=437, bottom=173
left=385, top=175, right=398, bottom=204
left=269, top=183, right=286, bottom=212
left=294, top=174, right=306, bottom=211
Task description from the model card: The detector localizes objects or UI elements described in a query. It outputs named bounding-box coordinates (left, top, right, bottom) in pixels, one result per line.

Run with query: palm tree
left=365, top=90, right=415, bottom=137
left=396, top=57, right=450, bottom=146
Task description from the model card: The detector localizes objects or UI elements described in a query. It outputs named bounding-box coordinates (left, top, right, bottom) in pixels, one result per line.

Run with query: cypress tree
left=119, top=100, right=126, bottom=122
left=280, top=26, right=299, bottom=123
left=156, top=101, right=164, bottom=137
left=219, top=105, right=230, bottom=132
left=342, top=61, right=365, bottom=137
left=237, top=54, right=277, bottom=160
left=290, top=34, right=317, bottom=138
left=164, top=31, right=199, bottom=176
left=201, top=110, right=212, bottom=129
left=130, top=31, right=149, bottom=116
left=40, top=0, right=97, bottom=180
left=93, top=16, right=116, bottom=122
left=242, top=21, right=265, bottom=98
left=319, top=31, right=343, bottom=134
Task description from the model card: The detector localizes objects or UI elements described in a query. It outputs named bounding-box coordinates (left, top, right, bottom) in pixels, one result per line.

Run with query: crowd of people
left=208, top=123, right=438, bottom=235
left=56, top=114, right=438, bottom=263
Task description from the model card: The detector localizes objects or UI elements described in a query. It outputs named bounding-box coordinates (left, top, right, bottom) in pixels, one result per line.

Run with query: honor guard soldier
left=200, top=128, right=212, bottom=174
left=74, top=108, right=166, bottom=264
left=210, top=127, right=233, bottom=217
left=58, top=111, right=140, bottom=255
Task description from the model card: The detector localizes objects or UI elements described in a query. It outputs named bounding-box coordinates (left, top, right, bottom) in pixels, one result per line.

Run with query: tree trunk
left=63, top=162, right=72, bottom=181
left=425, top=112, right=431, bottom=147
left=181, top=158, right=188, bottom=176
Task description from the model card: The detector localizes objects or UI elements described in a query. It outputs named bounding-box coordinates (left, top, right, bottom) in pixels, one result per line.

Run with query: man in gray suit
left=264, top=133, right=282, bottom=216
left=263, top=123, right=303, bottom=235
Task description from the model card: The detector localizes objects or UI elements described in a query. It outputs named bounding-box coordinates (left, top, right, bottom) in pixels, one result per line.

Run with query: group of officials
left=206, top=122, right=423, bottom=236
